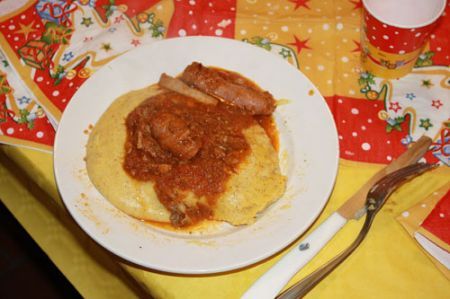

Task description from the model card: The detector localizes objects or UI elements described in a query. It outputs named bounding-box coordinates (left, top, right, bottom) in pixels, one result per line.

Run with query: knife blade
left=242, top=135, right=432, bottom=299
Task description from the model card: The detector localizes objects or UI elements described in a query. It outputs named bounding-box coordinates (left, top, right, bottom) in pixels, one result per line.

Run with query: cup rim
left=362, top=0, right=447, bottom=29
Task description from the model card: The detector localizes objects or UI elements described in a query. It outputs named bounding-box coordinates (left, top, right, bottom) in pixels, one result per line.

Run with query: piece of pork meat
left=149, top=112, right=200, bottom=160
left=180, top=62, right=275, bottom=115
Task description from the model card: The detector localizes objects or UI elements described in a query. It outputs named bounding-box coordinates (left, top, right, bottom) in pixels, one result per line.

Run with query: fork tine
left=369, top=163, right=437, bottom=198
left=372, top=163, right=433, bottom=188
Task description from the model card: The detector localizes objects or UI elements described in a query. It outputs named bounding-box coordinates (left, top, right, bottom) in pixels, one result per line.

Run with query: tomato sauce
left=123, top=68, right=278, bottom=227
left=123, top=91, right=259, bottom=226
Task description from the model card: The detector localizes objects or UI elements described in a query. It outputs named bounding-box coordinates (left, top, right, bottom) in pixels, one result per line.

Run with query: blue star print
left=18, top=96, right=31, bottom=105
left=62, top=52, right=74, bottom=62
left=405, top=93, right=416, bottom=100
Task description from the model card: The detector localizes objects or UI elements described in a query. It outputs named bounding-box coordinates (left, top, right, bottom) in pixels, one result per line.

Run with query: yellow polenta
left=86, top=84, right=286, bottom=225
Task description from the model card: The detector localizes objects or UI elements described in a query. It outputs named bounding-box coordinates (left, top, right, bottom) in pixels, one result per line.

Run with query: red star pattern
left=131, top=39, right=141, bottom=47
left=389, top=101, right=402, bottom=113
left=351, top=40, right=361, bottom=53
left=431, top=99, right=443, bottom=109
left=288, top=35, right=311, bottom=54
left=289, top=0, right=310, bottom=10
left=349, top=0, right=363, bottom=10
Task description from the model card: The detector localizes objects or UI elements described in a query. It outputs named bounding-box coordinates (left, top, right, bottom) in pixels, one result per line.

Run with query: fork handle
left=241, top=212, right=347, bottom=299
left=277, top=214, right=374, bottom=299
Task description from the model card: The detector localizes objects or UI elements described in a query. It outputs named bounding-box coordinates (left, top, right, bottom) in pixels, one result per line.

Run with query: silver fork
left=277, top=162, right=437, bottom=299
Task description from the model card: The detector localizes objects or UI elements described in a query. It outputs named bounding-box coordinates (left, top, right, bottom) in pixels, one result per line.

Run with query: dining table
left=0, top=0, right=449, bottom=298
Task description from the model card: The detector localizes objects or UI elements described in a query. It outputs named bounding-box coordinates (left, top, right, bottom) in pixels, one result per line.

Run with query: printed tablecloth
left=0, top=0, right=449, bottom=298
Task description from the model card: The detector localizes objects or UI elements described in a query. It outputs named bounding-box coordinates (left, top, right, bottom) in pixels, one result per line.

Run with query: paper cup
left=361, top=0, right=446, bottom=79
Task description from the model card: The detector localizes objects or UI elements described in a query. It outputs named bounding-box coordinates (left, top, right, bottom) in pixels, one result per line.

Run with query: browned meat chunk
left=181, top=62, right=276, bottom=115
left=149, top=112, right=200, bottom=160
left=158, top=73, right=218, bottom=105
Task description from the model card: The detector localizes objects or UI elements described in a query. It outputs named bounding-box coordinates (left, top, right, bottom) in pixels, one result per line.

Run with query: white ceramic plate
left=54, top=36, right=339, bottom=274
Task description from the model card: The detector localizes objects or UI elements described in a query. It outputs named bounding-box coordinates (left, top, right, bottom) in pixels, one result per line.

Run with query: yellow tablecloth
left=0, top=0, right=449, bottom=298
left=1, top=145, right=449, bottom=298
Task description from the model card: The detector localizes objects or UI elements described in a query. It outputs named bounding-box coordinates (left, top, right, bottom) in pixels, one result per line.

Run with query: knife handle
left=241, top=212, right=347, bottom=299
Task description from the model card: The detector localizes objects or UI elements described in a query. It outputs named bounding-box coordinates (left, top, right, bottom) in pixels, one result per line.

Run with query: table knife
left=242, top=135, right=432, bottom=299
